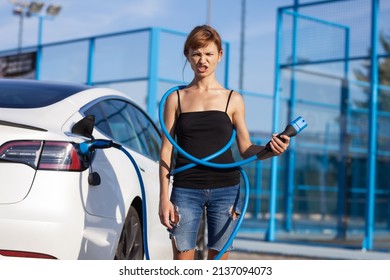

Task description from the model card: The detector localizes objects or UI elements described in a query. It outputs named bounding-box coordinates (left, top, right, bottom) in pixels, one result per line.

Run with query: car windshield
left=0, top=79, right=91, bottom=108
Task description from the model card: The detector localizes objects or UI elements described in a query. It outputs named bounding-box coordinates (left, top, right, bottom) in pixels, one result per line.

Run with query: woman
left=159, top=25, right=290, bottom=260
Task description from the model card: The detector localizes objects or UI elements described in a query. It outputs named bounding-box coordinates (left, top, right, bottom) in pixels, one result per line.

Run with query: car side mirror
left=71, top=115, right=95, bottom=139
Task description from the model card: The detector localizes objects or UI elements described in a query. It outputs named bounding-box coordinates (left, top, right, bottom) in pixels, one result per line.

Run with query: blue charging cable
left=78, top=85, right=307, bottom=260
left=79, top=140, right=151, bottom=260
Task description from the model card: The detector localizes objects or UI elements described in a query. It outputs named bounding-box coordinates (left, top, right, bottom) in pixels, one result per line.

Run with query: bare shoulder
left=166, top=89, right=179, bottom=105
left=229, top=90, right=245, bottom=107
left=230, top=90, right=243, bottom=98
left=164, top=89, right=179, bottom=115
left=226, top=90, right=245, bottom=121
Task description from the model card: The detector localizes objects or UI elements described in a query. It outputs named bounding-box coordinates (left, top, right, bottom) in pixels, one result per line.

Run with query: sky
left=0, top=0, right=293, bottom=95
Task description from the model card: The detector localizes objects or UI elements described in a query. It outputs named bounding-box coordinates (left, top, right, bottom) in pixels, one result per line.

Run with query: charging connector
left=78, top=139, right=122, bottom=155
left=260, top=116, right=308, bottom=156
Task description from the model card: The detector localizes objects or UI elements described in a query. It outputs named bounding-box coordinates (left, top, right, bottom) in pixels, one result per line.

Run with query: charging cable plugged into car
left=77, top=85, right=307, bottom=260
left=78, top=138, right=151, bottom=260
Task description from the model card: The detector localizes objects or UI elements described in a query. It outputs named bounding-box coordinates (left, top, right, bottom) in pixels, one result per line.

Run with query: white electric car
left=0, top=79, right=171, bottom=260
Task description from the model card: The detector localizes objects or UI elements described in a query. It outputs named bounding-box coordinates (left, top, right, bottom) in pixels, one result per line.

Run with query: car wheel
left=114, top=205, right=144, bottom=260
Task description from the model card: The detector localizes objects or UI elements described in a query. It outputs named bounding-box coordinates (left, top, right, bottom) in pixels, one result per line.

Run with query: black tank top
left=173, top=90, right=240, bottom=189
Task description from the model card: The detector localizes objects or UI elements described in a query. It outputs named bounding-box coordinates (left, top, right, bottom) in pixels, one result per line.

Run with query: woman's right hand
left=159, top=199, right=176, bottom=229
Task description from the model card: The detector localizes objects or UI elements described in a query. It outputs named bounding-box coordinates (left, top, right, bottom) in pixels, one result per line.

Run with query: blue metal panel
left=282, top=9, right=350, bottom=29
left=336, top=24, right=351, bottom=239
left=266, top=7, right=283, bottom=242
left=35, top=16, right=44, bottom=80
left=280, top=5, right=351, bottom=239
left=388, top=177, right=390, bottom=229
left=86, top=38, right=95, bottom=85
left=284, top=0, right=299, bottom=233
left=147, top=27, right=160, bottom=121
left=283, top=0, right=352, bottom=10
left=362, top=0, right=379, bottom=251
left=254, top=139, right=263, bottom=218
left=336, top=73, right=349, bottom=239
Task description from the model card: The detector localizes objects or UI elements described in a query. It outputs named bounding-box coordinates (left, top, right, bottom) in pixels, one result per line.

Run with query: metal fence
left=245, top=0, right=390, bottom=252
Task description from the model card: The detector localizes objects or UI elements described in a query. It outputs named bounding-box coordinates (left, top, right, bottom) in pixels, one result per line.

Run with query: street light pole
left=35, top=4, right=61, bottom=80
left=10, top=1, right=61, bottom=54
left=10, top=1, right=61, bottom=80
left=17, top=9, right=24, bottom=54
left=239, top=0, right=246, bottom=91
left=38, top=4, right=61, bottom=47
left=36, top=15, right=44, bottom=80
left=11, top=0, right=31, bottom=54
left=38, top=15, right=44, bottom=48
left=206, top=0, right=212, bottom=25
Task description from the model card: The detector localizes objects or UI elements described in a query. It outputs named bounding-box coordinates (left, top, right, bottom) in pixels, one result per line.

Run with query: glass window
left=0, top=79, right=90, bottom=108
left=97, top=81, right=148, bottom=110
left=84, top=101, right=114, bottom=140
left=84, top=99, right=161, bottom=161
left=125, top=103, right=161, bottom=161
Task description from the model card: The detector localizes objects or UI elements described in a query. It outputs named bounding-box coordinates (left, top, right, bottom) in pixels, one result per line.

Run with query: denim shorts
left=168, top=184, right=242, bottom=253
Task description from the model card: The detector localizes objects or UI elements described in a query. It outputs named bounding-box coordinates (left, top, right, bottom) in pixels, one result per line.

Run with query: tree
left=354, top=31, right=390, bottom=111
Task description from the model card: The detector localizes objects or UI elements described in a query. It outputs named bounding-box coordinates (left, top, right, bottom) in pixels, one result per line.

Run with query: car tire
left=114, top=205, right=144, bottom=260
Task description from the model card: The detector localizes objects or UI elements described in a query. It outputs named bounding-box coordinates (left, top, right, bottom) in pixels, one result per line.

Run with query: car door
left=80, top=99, right=142, bottom=221
left=122, top=101, right=170, bottom=259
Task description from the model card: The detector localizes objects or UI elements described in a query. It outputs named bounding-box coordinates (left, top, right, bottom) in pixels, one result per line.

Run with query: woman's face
left=187, top=42, right=222, bottom=78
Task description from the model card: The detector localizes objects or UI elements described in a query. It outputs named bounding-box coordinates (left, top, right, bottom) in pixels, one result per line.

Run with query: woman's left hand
left=268, top=134, right=290, bottom=156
